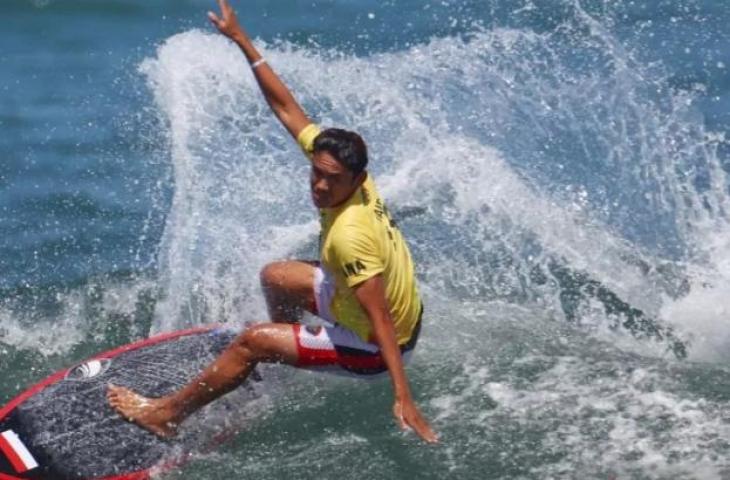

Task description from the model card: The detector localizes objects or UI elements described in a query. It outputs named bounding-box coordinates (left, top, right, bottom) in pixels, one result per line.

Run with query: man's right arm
left=208, top=0, right=311, bottom=139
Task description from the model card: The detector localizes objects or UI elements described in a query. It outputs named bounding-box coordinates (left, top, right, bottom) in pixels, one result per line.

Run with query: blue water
left=3, top=0, right=730, bottom=478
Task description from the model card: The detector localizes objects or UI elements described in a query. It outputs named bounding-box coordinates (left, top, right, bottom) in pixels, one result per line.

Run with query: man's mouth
left=312, top=191, right=327, bottom=205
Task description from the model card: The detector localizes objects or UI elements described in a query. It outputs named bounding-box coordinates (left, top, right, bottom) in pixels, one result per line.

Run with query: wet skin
left=106, top=387, right=178, bottom=437
left=107, top=323, right=300, bottom=438
left=107, top=0, right=438, bottom=445
left=106, top=153, right=364, bottom=439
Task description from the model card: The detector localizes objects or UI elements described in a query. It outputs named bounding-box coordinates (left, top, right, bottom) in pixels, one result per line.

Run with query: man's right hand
left=206, top=0, right=311, bottom=143
left=208, top=0, right=244, bottom=41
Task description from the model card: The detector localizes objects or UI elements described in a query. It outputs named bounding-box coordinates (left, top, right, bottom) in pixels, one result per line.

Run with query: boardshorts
left=293, top=267, right=422, bottom=377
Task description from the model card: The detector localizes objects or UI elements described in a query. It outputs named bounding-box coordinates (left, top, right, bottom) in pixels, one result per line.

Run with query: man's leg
left=107, top=323, right=299, bottom=438
left=260, top=260, right=318, bottom=323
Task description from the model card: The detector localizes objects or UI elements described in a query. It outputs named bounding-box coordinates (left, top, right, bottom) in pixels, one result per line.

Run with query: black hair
left=312, top=128, right=368, bottom=177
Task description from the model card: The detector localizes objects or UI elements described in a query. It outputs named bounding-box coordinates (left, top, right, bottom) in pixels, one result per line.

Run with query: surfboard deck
left=0, top=324, right=261, bottom=480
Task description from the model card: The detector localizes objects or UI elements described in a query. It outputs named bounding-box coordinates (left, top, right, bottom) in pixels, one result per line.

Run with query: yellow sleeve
left=296, top=123, right=321, bottom=159
left=329, top=224, right=385, bottom=288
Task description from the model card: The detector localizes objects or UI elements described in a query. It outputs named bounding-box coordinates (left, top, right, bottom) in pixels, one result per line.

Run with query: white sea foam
left=143, top=29, right=683, bottom=324
left=137, top=12, right=730, bottom=477
left=0, top=303, right=85, bottom=356
left=0, top=277, right=155, bottom=356
left=429, top=341, right=729, bottom=479
left=661, top=225, right=730, bottom=362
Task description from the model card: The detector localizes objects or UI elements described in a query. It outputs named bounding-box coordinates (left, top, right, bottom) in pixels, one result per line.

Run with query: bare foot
left=107, top=384, right=180, bottom=438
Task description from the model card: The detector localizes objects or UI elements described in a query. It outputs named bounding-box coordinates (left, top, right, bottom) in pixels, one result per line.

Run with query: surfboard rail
left=0, top=325, right=224, bottom=422
left=0, top=323, right=246, bottom=480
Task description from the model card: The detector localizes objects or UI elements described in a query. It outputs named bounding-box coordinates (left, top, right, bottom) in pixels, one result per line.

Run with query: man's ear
left=353, top=170, right=367, bottom=186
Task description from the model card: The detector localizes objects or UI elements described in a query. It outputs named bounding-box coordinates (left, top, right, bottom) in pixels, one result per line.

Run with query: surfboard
left=0, top=324, right=263, bottom=480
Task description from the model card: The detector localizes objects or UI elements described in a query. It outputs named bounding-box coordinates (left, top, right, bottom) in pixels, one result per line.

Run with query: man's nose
left=313, top=176, right=329, bottom=192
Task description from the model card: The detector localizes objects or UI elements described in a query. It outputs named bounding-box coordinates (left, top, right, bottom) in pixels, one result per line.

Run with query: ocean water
left=2, top=0, right=730, bottom=478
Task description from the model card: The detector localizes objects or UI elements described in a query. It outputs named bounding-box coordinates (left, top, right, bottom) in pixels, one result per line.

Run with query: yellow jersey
left=297, top=124, right=422, bottom=344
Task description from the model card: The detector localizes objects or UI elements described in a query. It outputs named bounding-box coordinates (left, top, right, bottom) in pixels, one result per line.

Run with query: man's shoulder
left=329, top=207, right=371, bottom=239
left=324, top=207, right=376, bottom=256
left=297, top=123, right=322, bottom=157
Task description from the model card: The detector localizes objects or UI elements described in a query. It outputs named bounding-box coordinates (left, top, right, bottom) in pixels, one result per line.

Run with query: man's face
left=310, top=151, right=362, bottom=208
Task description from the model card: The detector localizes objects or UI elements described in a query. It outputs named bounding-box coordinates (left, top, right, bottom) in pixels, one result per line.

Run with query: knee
left=260, top=261, right=287, bottom=290
left=233, top=325, right=276, bottom=359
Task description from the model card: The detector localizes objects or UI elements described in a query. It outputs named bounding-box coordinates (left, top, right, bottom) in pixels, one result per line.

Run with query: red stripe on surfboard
left=66, top=446, right=190, bottom=480
left=0, top=435, right=26, bottom=475
left=0, top=473, right=26, bottom=480
left=0, top=324, right=228, bottom=422
left=0, top=368, right=69, bottom=424
left=88, top=325, right=224, bottom=362
left=0, top=323, right=235, bottom=480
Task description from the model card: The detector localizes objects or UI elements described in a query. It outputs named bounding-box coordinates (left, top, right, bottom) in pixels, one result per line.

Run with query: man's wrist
left=394, top=385, right=413, bottom=402
left=231, top=32, right=261, bottom=64
left=230, top=31, right=249, bottom=46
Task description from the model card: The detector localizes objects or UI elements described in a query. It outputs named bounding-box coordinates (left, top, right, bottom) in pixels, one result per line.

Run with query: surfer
left=108, top=0, right=437, bottom=444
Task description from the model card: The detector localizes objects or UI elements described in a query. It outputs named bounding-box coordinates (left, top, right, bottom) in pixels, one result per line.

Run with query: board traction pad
left=0, top=326, right=258, bottom=480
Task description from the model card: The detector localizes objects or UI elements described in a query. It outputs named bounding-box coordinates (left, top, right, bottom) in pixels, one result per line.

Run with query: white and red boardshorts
left=293, top=267, right=421, bottom=377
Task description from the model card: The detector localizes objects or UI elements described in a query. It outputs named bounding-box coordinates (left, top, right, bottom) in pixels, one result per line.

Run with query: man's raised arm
left=208, top=0, right=311, bottom=139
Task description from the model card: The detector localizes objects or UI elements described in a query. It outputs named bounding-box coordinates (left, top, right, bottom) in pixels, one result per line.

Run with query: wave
left=138, top=14, right=729, bottom=361
left=3, top=1, right=730, bottom=476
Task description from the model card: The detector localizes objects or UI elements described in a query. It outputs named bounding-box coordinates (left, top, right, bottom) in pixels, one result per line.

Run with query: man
left=108, top=0, right=437, bottom=444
